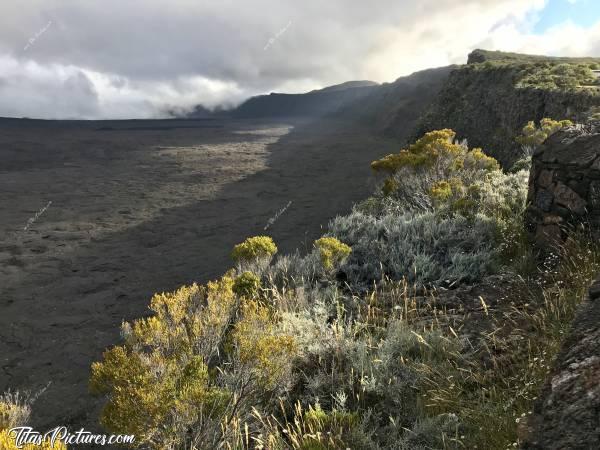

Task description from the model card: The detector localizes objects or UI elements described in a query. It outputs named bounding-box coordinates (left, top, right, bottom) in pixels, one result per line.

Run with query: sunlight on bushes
left=233, top=271, right=262, bottom=298
left=232, top=236, right=278, bottom=264
left=516, top=117, right=573, bottom=148
left=90, top=127, right=599, bottom=449
left=313, top=237, right=352, bottom=272
left=0, top=392, right=66, bottom=449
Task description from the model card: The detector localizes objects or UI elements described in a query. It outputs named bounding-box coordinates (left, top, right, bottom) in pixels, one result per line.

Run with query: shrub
left=516, top=63, right=596, bottom=90
left=313, top=237, right=352, bottom=272
left=516, top=118, right=573, bottom=148
left=90, top=278, right=240, bottom=447
left=329, top=209, right=499, bottom=286
left=231, top=236, right=277, bottom=264
left=371, top=129, right=499, bottom=175
left=90, top=273, right=302, bottom=448
left=0, top=392, right=66, bottom=449
left=232, top=271, right=261, bottom=298
left=356, top=130, right=528, bottom=287
left=371, top=129, right=497, bottom=178
left=231, top=300, right=298, bottom=388
left=371, top=130, right=500, bottom=213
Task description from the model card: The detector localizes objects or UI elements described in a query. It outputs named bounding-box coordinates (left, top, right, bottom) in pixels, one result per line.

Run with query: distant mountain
left=309, top=80, right=378, bottom=93
left=335, top=66, right=455, bottom=140
left=186, top=104, right=213, bottom=118
left=186, top=49, right=600, bottom=168
left=229, top=81, right=380, bottom=119
left=224, top=70, right=454, bottom=148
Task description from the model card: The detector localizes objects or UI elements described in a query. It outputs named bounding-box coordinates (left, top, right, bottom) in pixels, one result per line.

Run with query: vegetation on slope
left=413, top=50, right=600, bottom=169
left=467, top=56, right=600, bottom=92
left=0, top=392, right=66, bottom=449
left=82, top=121, right=600, bottom=449
left=468, top=49, right=600, bottom=66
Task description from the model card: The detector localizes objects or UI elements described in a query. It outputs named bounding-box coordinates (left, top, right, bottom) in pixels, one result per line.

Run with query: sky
left=0, top=0, right=599, bottom=119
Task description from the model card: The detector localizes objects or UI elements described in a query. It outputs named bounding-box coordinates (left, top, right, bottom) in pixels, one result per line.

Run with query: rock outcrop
left=415, top=63, right=600, bottom=167
left=523, top=122, right=600, bottom=448
left=526, top=123, right=600, bottom=248
left=522, top=277, right=600, bottom=450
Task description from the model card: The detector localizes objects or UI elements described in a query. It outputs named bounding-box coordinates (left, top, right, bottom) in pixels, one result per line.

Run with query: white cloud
left=0, top=0, right=598, bottom=119
left=0, top=55, right=247, bottom=119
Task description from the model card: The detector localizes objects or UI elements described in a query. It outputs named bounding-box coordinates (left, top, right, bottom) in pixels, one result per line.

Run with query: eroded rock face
left=526, top=123, right=600, bottom=248
left=415, top=66, right=600, bottom=167
left=521, top=279, right=600, bottom=450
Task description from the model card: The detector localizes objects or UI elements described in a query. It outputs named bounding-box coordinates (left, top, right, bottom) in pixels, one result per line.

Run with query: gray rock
left=522, top=279, right=600, bottom=449
left=553, top=182, right=587, bottom=215
left=535, top=190, right=554, bottom=212
left=589, top=181, right=600, bottom=209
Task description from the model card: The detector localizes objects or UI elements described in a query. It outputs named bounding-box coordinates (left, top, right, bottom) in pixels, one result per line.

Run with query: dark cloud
left=0, top=0, right=596, bottom=119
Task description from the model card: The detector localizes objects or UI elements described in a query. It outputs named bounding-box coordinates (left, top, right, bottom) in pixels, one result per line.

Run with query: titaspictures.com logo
left=9, top=426, right=135, bottom=448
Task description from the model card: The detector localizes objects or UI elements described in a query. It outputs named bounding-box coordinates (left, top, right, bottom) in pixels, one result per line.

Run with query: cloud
left=0, top=0, right=598, bottom=119
left=478, top=18, right=600, bottom=57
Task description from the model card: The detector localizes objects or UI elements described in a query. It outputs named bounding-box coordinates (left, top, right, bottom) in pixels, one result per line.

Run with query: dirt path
left=0, top=117, right=398, bottom=436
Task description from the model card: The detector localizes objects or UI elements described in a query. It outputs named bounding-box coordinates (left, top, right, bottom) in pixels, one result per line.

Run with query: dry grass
left=417, top=233, right=600, bottom=449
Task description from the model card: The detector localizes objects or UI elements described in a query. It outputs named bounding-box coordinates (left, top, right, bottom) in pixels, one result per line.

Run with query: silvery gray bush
left=329, top=210, right=499, bottom=287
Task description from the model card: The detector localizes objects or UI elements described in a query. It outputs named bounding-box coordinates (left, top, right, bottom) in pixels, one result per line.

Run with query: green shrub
left=516, top=63, right=597, bottom=90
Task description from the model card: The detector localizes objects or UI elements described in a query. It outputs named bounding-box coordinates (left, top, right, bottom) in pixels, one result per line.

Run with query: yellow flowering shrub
left=371, top=130, right=500, bottom=209
left=429, top=178, right=477, bottom=214
left=232, top=300, right=297, bottom=388
left=89, top=267, right=303, bottom=448
left=231, top=236, right=277, bottom=263
left=371, top=129, right=500, bottom=177
left=465, top=148, right=500, bottom=171
left=516, top=118, right=573, bottom=147
left=371, top=129, right=462, bottom=173
left=429, top=180, right=453, bottom=202
left=232, top=271, right=261, bottom=299
left=382, top=177, right=399, bottom=196
left=0, top=397, right=66, bottom=450
left=314, top=237, right=352, bottom=271
left=0, top=431, right=67, bottom=450
left=90, top=276, right=239, bottom=447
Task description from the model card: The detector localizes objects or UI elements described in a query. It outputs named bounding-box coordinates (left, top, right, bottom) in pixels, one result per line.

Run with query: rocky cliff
left=415, top=51, right=600, bottom=167
left=522, top=122, right=600, bottom=449
left=525, top=123, right=600, bottom=248
left=231, top=81, right=379, bottom=119
left=522, top=277, right=600, bottom=450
